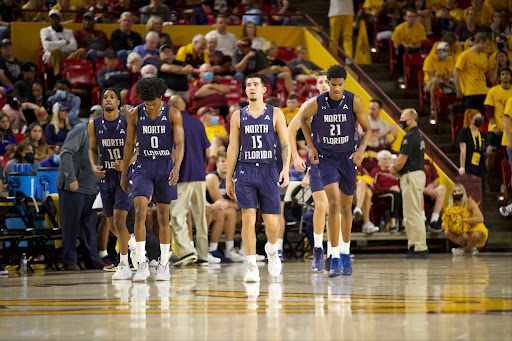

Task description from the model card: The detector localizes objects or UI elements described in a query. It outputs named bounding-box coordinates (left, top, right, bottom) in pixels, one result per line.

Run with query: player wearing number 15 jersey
left=120, top=78, right=185, bottom=282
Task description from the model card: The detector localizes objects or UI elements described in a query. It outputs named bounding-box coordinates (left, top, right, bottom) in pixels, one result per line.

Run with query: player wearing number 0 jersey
left=120, top=77, right=185, bottom=282
left=88, top=88, right=133, bottom=280
left=226, top=73, right=291, bottom=283
left=300, top=65, right=372, bottom=278
left=288, top=71, right=331, bottom=272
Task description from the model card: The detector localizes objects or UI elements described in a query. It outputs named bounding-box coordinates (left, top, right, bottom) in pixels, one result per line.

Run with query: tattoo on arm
left=281, top=144, right=289, bottom=168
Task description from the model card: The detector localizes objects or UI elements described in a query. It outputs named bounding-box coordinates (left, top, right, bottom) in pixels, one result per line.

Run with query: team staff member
left=392, top=108, right=428, bottom=259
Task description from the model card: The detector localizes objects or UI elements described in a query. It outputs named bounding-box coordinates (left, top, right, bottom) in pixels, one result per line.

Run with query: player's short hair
left=215, top=13, right=228, bottom=21
left=326, top=65, right=347, bottom=80
left=287, top=93, right=299, bottom=101
left=403, top=108, right=419, bottom=123
left=315, top=70, right=327, bottom=79
left=245, top=73, right=267, bottom=87
left=370, top=99, right=383, bottom=108
left=217, top=151, right=227, bottom=160
left=265, top=97, right=281, bottom=107
left=136, top=78, right=167, bottom=101
left=101, top=88, right=122, bottom=106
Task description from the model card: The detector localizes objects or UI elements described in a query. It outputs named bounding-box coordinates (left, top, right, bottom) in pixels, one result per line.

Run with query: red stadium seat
left=451, top=112, right=465, bottom=146
left=218, top=78, right=243, bottom=96
left=417, top=70, right=429, bottom=111
left=432, top=88, right=458, bottom=128
left=62, top=59, right=93, bottom=74
left=304, top=79, right=319, bottom=98
left=63, top=68, right=96, bottom=89
left=402, top=53, right=425, bottom=94
left=276, top=47, right=296, bottom=64
left=0, top=155, right=7, bottom=170
left=502, top=158, right=511, bottom=204
left=95, top=58, right=123, bottom=73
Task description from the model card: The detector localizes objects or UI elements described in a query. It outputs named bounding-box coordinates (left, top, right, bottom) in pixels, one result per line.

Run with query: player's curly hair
left=327, top=65, right=347, bottom=80
left=135, top=78, right=168, bottom=101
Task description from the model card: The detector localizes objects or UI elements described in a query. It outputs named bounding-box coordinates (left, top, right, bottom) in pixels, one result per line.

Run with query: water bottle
left=379, top=217, right=386, bottom=232
left=20, top=253, right=28, bottom=276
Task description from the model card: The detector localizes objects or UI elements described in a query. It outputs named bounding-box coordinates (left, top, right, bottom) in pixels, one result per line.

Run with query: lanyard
left=471, top=130, right=481, bottom=150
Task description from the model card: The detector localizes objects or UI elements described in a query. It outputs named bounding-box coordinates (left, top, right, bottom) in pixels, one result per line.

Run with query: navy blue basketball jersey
left=315, top=90, right=357, bottom=153
left=93, top=114, right=127, bottom=169
left=136, top=102, right=173, bottom=158
left=206, top=171, right=228, bottom=203
left=239, top=105, right=277, bottom=165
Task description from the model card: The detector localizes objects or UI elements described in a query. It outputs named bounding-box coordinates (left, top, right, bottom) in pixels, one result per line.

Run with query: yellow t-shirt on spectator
left=21, top=3, right=48, bottom=22
left=427, top=0, right=445, bottom=11
left=455, top=49, right=488, bottom=96
left=391, top=22, right=427, bottom=48
left=484, top=84, right=512, bottom=139
left=363, top=0, right=383, bottom=14
left=422, top=54, right=455, bottom=84
left=503, top=97, right=512, bottom=146
left=70, top=0, right=95, bottom=9
left=435, top=7, right=465, bottom=22
left=484, top=0, right=511, bottom=11
left=487, top=49, right=512, bottom=74
left=205, top=125, right=228, bottom=143
left=175, top=43, right=210, bottom=65
left=52, top=5, right=76, bottom=23
left=282, top=107, right=299, bottom=125
left=463, top=4, right=494, bottom=27
left=429, top=41, right=463, bottom=59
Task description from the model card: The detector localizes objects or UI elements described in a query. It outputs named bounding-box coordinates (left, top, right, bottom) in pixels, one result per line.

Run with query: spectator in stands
left=262, top=40, right=294, bottom=94
left=200, top=107, right=228, bottom=152
left=232, top=37, right=275, bottom=88
left=282, top=93, right=299, bottom=125
left=487, top=36, right=511, bottom=85
left=423, top=159, right=446, bottom=233
left=409, top=0, right=432, bottom=35
left=128, top=64, right=157, bottom=106
left=132, top=31, right=161, bottom=67
left=13, top=62, right=37, bottom=101
left=364, top=99, right=397, bottom=149
left=457, top=109, right=487, bottom=196
left=24, top=121, right=51, bottom=161
left=423, top=42, right=455, bottom=119
left=375, top=0, right=402, bottom=41
left=0, top=39, right=24, bottom=87
left=4, top=139, right=40, bottom=178
left=40, top=9, right=87, bottom=76
left=499, top=97, right=512, bottom=217
left=242, top=21, right=266, bottom=50
left=442, top=183, right=487, bottom=256
left=47, top=79, right=82, bottom=127
left=74, top=11, right=110, bottom=65
left=391, top=9, right=427, bottom=83
left=206, top=36, right=231, bottom=76
left=2, top=94, right=40, bottom=133
left=126, top=51, right=143, bottom=85
left=22, top=0, right=48, bottom=22
left=45, top=102, right=71, bottom=145
left=489, top=11, right=510, bottom=39
left=96, top=50, right=130, bottom=101
left=328, top=0, right=354, bottom=58
left=205, top=14, right=237, bottom=56
left=270, top=0, right=303, bottom=26
left=40, top=143, right=62, bottom=167
left=110, top=12, right=143, bottom=65
left=89, top=0, right=109, bottom=23
left=241, top=0, right=263, bottom=26
left=484, top=67, right=511, bottom=154
left=176, top=34, right=209, bottom=72
left=188, top=0, right=215, bottom=26
left=288, top=46, right=323, bottom=83
left=429, top=31, right=463, bottom=59
left=455, top=8, right=481, bottom=43
left=463, top=0, right=493, bottom=28
left=108, top=0, right=140, bottom=22
left=26, top=80, right=50, bottom=124
left=0, top=112, right=16, bottom=158
left=190, top=64, right=230, bottom=115
left=353, top=166, right=378, bottom=233
left=454, top=32, right=491, bottom=116
left=371, top=149, right=403, bottom=232
left=52, top=0, right=77, bottom=24
left=436, top=0, right=464, bottom=33
left=0, top=0, right=22, bottom=40
left=145, top=15, right=173, bottom=49
left=141, top=0, right=172, bottom=24
left=157, top=44, right=194, bottom=102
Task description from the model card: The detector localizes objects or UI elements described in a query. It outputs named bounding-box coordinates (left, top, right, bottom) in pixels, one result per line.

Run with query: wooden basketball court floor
left=1, top=254, right=511, bottom=341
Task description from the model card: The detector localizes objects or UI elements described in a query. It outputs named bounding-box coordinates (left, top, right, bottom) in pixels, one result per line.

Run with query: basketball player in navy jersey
left=88, top=88, right=134, bottom=280
left=226, top=73, right=291, bottom=283
left=120, top=78, right=184, bottom=282
left=288, top=72, right=330, bottom=272
left=300, top=65, right=371, bottom=277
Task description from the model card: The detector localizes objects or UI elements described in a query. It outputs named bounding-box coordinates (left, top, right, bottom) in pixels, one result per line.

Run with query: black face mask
left=497, top=42, right=505, bottom=50
left=474, top=118, right=483, bottom=127
left=453, top=193, right=463, bottom=201
left=399, top=120, right=409, bottom=129
left=24, top=152, right=34, bottom=163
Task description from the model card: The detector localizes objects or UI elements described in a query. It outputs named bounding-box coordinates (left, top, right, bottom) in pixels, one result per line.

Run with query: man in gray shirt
left=56, top=110, right=107, bottom=271
left=232, top=37, right=275, bottom=88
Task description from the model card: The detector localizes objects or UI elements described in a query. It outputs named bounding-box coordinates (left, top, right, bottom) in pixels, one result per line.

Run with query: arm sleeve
left=175, top=46, right=187, bottom=62
left=61, top=29, right=78, bottom=54
left=456, top=128, right=467, bottom=144
left=399, top=135, right=415, bottom=156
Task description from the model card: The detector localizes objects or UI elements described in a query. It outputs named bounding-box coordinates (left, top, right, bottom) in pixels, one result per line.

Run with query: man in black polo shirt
left=157, top=45, right=194, bottom=103
left=392, top=108, right=428, bottom=259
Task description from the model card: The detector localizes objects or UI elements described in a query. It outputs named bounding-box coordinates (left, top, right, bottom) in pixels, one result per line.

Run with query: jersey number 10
left=107, top=148, right=121, bottom=160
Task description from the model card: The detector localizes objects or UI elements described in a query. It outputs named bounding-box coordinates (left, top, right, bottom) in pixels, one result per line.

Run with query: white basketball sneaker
left=244, top=263, right=260, bottom=283
left=133, top=260, right=150, bottom=281
left=112, top=263, right=132, bottom=280
left=225, top=248, right=245, bottom=262
left=155, top=260, right=170, bottom=281
left=265, top=243, right=282, bottom=277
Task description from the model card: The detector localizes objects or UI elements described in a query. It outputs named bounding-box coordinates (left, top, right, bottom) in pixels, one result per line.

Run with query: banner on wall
left=354, top=20, right=372, bottom=65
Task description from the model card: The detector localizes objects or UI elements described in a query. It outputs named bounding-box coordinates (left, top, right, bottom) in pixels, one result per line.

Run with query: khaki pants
left=400, top=171, right=427, bottom=251
left=170, top=181, right=208, bottom=261
left=49, top=47, right=87, bottom=75
left=329, top=15, right=354, bottom=58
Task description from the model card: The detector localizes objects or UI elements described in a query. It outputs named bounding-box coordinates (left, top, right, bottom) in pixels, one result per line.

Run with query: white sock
left=266, top=242, right=278, bottom=254
left=136, top=241, right=146, bottom=263
left=99, top=250, right=108, bottom=258
left=225, top=240, right=234, bottom=251
left=341, top=241, right=350, bottom=254
left=327, top=242, right=332, bottom=257
left=277, top=238, right=284, bottom=251
left=128, top=235, right=137, bottom=249
left=430, top=213, right=440, bottom=223
left=120, top=253, right=129, bottom=266
left=422, top=210, right=427, bottom=221
left=246, top=255, right=256, bottom=265
left=209, top=242, right=218, bottom=252
left=314, top=233, right=323, bottom=249
left=331, top=246, right=340, bottom=258
left=160, top=244, right=170, bottom=265
left=190, top=240, right=195, bottom=248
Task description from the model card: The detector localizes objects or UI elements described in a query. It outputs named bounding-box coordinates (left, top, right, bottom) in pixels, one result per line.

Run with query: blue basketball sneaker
left=209, top=250, right=232, bottom=263
left=324, top=255, right=332, bottom=272
left=311, top=247, right=324, bottom=271
left=278, top=249, right=284, bottom=260
left=341, top=253, right=352, bottom=276
left=328, top=257, right=343, bottom=277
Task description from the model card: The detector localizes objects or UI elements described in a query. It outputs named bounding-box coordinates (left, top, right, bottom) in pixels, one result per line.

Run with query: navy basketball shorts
left=317, top=148, right=357, bottom=196
left=276, top=161, right=287, bottom=201
left=131, top=157, right=178, bottom=203
left=235, top=163, right=281, bottom=214
left=98, top=170, right=132, bottom=217
left=306, top=157, right=324, bottom=193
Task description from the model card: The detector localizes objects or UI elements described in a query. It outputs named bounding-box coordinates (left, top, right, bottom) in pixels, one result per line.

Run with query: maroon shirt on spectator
left=371, top=166, right=400, bottom=192
left=189, top=79, right=228, bottom=111
left=129, top=81, right=143, bottom=106
left=423, top=159, right=438, bottom=187
left=73, top=29, right=110, bottom=51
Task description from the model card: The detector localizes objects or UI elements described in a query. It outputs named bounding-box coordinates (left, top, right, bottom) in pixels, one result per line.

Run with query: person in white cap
left=40, top=9, right=86, bottom=76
